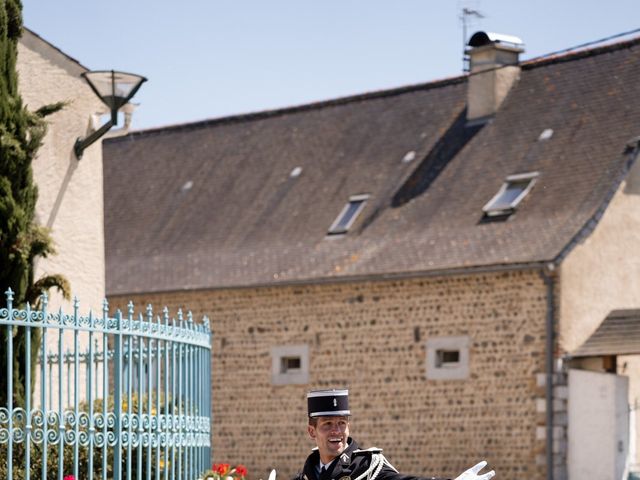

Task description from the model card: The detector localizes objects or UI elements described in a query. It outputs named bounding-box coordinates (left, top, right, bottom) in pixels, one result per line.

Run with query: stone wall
left=109, top=269, right=549, bottom=480
left=17, top=30, right=106, bottom=312
left=16, top=30, right=108, bottom=409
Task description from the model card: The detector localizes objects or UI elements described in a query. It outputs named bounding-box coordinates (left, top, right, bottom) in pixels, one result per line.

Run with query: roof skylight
left=328, top=194, right=369, bottom=235
left=483, top=172, right=539, bottom=217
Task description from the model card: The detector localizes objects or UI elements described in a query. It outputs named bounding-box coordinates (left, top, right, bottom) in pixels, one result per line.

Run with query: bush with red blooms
left=201, top=463, right=248, bottom=480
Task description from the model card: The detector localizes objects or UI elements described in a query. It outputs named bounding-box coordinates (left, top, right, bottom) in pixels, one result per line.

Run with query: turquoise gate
left=0, top=289, right=212, bottom=480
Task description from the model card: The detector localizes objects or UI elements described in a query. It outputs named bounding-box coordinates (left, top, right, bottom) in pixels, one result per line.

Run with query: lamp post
left=74, top=70, right=147, bottom=159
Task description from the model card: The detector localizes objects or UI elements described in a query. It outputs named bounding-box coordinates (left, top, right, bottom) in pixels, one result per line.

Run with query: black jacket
left=293, top=438, right=450, bottom=480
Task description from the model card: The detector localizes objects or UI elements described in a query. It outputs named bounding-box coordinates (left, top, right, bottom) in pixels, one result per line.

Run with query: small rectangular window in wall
left=436, top=349, right=460, bottom=367
left=271, top=345, right=309, bottom=385
left=426, top=335, right=469, bottom=380
left=281, top=356, right=302, bottom=373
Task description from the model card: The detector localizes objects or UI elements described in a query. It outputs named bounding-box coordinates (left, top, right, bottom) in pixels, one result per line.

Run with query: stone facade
left=17, top=30, right=106, bottom=312
left=16, top=29, right=108, bottom=409
left=110, top=269, right=549, bottom=480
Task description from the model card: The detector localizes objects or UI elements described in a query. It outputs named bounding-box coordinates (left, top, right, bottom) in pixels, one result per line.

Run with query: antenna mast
left=459, top=5, right=485, bottom=71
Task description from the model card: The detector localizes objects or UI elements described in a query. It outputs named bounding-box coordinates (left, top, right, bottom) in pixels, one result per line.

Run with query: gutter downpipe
left=540, top=264, right=556, bottom=480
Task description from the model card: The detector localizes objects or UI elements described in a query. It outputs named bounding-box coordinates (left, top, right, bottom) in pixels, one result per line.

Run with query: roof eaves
left=21, top=27, right=89, bottom=74
left=570, top=308, right=640, bottom=357
left=552, top=139, right=640, bottom=267
left=107, top=260, right=550, bottom=297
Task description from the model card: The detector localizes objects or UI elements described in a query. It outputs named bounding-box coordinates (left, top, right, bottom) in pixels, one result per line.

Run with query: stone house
left=17, top=28, right=108, bottom=311
left=17, top=29, right=148, bottom=409
left=103, top=33, right=640, bottom=480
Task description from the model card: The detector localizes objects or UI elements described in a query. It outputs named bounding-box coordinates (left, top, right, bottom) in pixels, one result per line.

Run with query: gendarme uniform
left=294, top=390, right=450, bottom=480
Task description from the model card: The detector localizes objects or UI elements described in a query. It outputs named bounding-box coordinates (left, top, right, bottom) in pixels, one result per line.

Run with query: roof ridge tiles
left=107, top=75, right=466, bottom=141
left=106, top=32, right=640, bottom=142
left=522, top=33, right=640, bottom=70
left=21, top=27, right=88, bottom=71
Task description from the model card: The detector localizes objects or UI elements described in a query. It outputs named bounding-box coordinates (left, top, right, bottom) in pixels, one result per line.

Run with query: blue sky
left=23, top=1, right=639, bottom=130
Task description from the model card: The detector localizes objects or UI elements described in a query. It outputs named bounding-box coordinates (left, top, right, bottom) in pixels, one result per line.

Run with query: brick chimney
left=466, top=31, right=524, bottom=123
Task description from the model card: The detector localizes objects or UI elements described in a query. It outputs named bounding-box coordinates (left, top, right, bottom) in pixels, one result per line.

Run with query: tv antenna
left=460, top=6, right=485, bottom=71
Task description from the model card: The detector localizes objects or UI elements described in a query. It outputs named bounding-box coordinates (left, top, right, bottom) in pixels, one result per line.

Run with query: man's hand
left=454, top=461, right=495, bottom=480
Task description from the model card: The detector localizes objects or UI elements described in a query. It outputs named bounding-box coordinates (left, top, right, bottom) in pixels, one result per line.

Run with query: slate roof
left=572, top=310, right=640, bottom=357
left=104, top=36, right=640, bottom=295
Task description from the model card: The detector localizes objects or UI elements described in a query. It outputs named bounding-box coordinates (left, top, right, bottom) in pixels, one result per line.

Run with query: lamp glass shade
left=83, top=70, right=147, bottom=111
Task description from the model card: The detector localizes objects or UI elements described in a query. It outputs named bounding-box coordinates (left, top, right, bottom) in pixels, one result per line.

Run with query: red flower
left=63, top=476, right=75, bottom=480
left=215, top=463, right=231, bottom=475
left=235, top=465, right=248, bottom=477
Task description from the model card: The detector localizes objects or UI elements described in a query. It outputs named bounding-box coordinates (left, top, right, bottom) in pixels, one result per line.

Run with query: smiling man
left=294, top=389, right=495, bottom=480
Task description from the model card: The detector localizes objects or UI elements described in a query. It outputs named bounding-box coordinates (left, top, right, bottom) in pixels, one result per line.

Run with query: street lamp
left=74, top=70, right=147, bottom=159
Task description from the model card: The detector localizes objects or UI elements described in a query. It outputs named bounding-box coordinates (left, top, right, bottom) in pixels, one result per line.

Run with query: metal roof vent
left=402, top=151, right=416, bottom=163
left=468, top=31, right=524, bottom=49
left=538, top=128, right=554, bottom=141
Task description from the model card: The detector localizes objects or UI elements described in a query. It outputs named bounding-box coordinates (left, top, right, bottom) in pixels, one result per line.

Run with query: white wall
left=559, top=155, right=640, bottom=354
left=560, top=154, right=640, bottom=469
left=17, top=30, right=106, bottom=313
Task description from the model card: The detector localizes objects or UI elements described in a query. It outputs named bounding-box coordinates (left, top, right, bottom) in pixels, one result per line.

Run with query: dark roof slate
left=104, top=37, right=640, bottom=295
left=572, top=310, right=640, bottom=357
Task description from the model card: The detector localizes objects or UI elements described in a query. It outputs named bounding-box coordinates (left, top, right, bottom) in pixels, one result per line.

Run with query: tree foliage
left=0, top=0, right=70, bottom=408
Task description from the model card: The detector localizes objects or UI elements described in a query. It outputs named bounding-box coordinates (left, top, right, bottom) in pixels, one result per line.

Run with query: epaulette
left=353, top=447, right=383, bottom=456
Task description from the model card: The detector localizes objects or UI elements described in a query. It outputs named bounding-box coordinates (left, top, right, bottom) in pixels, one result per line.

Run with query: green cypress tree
left=0, top=0, right=70, bottom=409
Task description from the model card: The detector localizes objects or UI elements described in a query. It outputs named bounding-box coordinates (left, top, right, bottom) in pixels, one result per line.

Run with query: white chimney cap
left=468, top=31, right=524, bottom=48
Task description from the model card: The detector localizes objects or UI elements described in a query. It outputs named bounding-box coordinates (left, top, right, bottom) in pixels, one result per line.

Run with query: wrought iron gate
left=0, top=289, right=212, bottom=480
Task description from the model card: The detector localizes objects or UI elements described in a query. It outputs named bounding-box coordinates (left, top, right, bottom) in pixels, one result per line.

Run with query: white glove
left=454, top=461, right=495, bottom=480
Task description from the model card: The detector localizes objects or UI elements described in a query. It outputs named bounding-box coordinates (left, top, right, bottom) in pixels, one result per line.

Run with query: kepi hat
left=307, top=389, right=350, bottom=417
